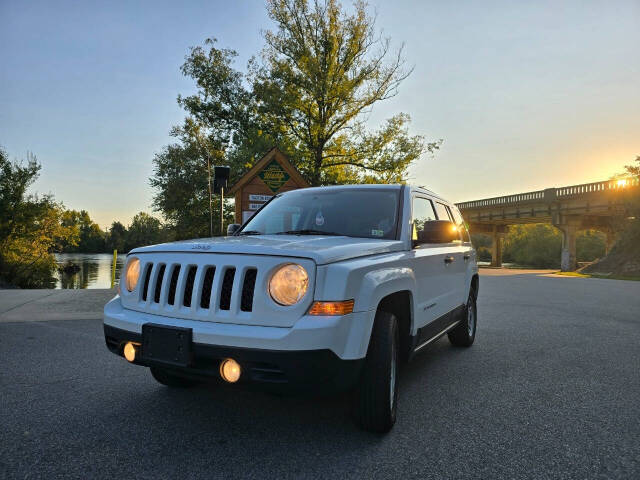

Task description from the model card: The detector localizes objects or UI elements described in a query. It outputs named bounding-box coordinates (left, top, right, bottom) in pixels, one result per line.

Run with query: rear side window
left=434, top=202, right=452, bottom=221
left=450, top=207, right=471, bottom=242
left=412, top=197, right=437, bottom=241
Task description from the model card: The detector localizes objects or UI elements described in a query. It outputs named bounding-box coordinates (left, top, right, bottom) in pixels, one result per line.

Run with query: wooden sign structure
left=228, top=147, right=310, bottom=224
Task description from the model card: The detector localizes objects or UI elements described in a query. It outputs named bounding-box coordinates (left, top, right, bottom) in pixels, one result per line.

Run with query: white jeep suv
left=104, top=185, right=479, bottom=432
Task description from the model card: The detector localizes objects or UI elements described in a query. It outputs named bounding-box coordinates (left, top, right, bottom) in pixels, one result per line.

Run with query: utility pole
left=213, top=166, right=230, bottom=236
left=220, top=186, right=224, bottom=236
left=194, top=130, right=214, bottom=237
left=207, top=154, right=213, bottom=237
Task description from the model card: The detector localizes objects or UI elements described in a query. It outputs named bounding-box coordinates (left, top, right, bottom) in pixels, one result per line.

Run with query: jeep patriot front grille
left=138, top=261, right=257, bottom=313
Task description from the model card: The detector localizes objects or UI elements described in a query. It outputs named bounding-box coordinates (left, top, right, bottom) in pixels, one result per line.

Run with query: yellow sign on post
left=111, top=250, right=118, bottom=289
left=258, top=160, right=291, bottom=192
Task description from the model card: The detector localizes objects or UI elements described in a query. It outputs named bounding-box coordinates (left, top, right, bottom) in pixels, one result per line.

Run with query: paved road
left=0, top=289, right=114, bottom=323
left=1, top=272, right=639, bottom=479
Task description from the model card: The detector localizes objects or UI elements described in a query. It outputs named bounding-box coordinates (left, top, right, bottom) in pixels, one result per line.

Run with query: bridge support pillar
left=557, top=225, right=578, bottom=271
left=490, top=226, right=505, bottom=267
left=605, top=230, right=617, bottom=255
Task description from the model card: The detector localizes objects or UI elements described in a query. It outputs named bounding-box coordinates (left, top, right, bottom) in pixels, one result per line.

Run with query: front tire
left=448, top=289, right=477, bottom=347
left=353, top=310, right=399, bottom=433
left=150, top=367, right=198, bottom=388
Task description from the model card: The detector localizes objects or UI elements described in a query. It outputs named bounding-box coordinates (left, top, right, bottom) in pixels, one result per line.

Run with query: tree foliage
left=106, top=221, right=127, bottom=253
left=151, top=0, right=438, bottom=235
left=624, top=155, right=640, bottom=179
left=501, top=224, right=605, bottom=268
left=59, top=210, right=105, bottom=253
left=150, top=142, right=233, bottom=240
left=0, top=148, right=77, bottom=287
left=251, top=0, right=438, bottom=185
left=126, top=212, right=169, bottom=250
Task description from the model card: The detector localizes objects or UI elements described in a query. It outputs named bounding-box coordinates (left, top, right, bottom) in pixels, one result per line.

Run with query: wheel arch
left=470, top=273, right=479, bottom=299
left=376, top=290, right=414, bottom=362
left=355, top=267, right=416, bottom=362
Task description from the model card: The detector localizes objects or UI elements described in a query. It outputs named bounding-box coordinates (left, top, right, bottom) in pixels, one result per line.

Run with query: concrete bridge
left=456, top=178, right=639, bottom=271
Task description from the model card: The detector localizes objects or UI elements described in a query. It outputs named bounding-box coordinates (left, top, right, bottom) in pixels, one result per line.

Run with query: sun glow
left=616, top=179, right=628, bottom=187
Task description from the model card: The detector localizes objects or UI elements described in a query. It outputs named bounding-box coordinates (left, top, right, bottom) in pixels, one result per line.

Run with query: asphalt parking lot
left=1, top=271, right=639, bottom=479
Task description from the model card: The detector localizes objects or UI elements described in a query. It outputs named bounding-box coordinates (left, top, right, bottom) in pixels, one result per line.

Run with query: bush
left=503, top=224, right=562, bottom=268
left=576, top=230, right=606, bottom=262
left=0, top=148, right=77, bottom=288
left=476, top=246, right=492, bottom=262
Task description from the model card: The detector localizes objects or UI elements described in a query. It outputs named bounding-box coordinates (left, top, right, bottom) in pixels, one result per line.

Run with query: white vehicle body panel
left=105, top=296, right=375, bottom=360
left=131, top=234, right=405, bottom=266
left=104, top=184, right=479, bottom=362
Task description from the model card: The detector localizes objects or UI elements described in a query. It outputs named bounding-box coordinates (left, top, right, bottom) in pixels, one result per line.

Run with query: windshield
left=239, top=188, right=401, bottom=240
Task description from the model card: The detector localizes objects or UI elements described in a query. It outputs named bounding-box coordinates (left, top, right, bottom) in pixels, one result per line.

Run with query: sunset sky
left=1, top=0, right=638, bottom=228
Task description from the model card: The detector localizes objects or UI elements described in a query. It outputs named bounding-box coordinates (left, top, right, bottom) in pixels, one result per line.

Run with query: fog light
left=123, top=341, right=137, bottom=362
left=219, top=358, right=241, bottom=383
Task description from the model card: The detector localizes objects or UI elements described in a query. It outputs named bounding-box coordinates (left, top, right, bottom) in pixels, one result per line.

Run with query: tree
left=576, top=230, right=605, bottom=262
left=59, top=209, right=105, bottom=253
left=503, top=224, right=562, bottom=268
left=106, top=221, right=127, bottom=253
left=0, top=148, right=77, bottom=287
left=151, top=1, right=438, bottom=235
left=501, top=224, right=606, bottom=268
left=470, top=233, right=492, bottom=262
left=251, top=0, right=438, bottom=185
left=151, top=143, right=233, bottom=240
left=624, top=155, right=640, bottom=178
left=125, top=212, right=168, bottom=251
left=583, top=156, right=640, bottom=276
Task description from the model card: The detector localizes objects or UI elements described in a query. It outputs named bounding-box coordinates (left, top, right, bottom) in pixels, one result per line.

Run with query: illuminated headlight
left=124, top=257, right=140, bottom=292
left=269, top=264, right=309, bottom=306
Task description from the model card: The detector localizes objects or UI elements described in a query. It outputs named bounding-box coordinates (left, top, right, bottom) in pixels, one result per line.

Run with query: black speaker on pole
left=213, top=166, right=230, bottom=194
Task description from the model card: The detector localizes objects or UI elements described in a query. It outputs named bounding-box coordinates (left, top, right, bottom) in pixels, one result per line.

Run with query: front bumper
left=104, top=296, right=375, bottom=360
left=104, top=324, right=364, bottom=393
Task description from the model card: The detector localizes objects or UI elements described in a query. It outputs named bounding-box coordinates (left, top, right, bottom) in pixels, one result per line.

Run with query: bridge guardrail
left=456, top=177, right=639, bottom=210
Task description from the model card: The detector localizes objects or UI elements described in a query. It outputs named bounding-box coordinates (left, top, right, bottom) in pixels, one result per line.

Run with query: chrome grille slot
left=183, top=266, right=197, bottom=307
left=220, top=268, right=236, bottom=310
left=241, top=268, right=257, bottom=312
left=153, top=264, right=166, bottom=303
left=141, top=263, right=153, bottom=301
left=200, top=267, right=216, bottom=309
left=167, top=265, right=180, bottom=305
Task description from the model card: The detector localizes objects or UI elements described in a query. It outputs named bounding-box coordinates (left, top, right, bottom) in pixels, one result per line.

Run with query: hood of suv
left=129, top=235, right=405, bottom=265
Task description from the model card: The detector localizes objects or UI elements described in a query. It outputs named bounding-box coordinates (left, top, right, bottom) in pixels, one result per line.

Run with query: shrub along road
left=1, top=271, right=639, bottom=479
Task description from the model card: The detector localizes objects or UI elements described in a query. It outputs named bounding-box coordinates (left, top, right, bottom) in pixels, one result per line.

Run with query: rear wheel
left=353, top=310, right=399, bottom=433
left=448, top=289, right=477, bottom=347
left=150, top=367, right=198, bottom=388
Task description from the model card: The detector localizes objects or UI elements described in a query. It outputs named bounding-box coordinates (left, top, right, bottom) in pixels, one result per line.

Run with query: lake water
left=52, top=255, right=519, bottom=289
left=54, top=253, right=127, bottom=289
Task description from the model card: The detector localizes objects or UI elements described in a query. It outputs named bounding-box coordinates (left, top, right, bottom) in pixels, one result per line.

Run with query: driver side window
left=412, top=197, right=437, bottom=245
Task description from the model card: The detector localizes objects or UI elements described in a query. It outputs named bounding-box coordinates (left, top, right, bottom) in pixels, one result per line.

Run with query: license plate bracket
left=141, top=323, right=192, bottom=367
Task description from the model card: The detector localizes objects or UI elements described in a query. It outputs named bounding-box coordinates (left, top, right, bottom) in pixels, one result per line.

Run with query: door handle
left=444, top=256, right=455, bottom=264
left=463, top=253, right=471, bottom=261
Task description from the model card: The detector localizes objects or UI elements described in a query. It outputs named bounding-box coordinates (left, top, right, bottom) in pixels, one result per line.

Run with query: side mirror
left=415, top=220, right=460, bottom=245
left=227, top=224, right=241, bottom=236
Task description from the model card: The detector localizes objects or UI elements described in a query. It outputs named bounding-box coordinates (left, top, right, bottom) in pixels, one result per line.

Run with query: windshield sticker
left=315, top=212, right=325, bottom=226
left=371, top=229, right=384, bottom=237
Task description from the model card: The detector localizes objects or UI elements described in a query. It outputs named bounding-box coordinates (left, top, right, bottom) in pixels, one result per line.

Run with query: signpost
left=111, top=250, right=117, bottom=289
left=214, top=166, right=230, bottom=236
left=227, top=147, right=310, bottom=225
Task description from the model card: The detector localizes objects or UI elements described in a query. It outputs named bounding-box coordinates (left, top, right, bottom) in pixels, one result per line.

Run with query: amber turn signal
left=308, top=300, right=355, bottom=316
